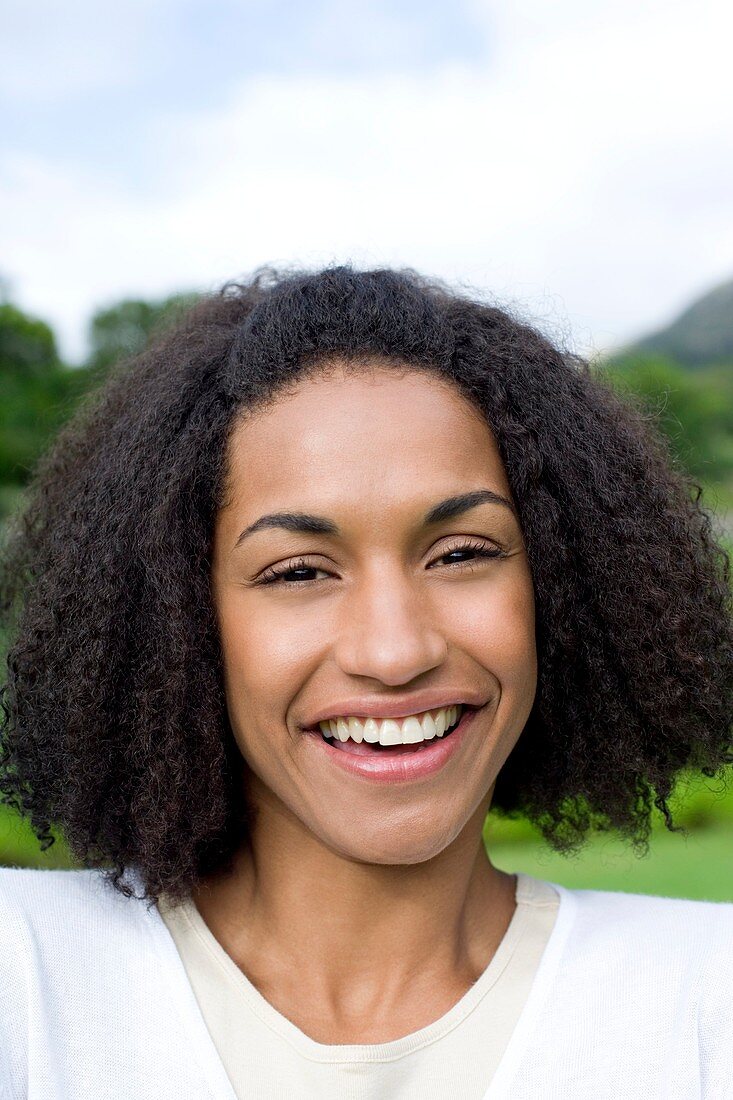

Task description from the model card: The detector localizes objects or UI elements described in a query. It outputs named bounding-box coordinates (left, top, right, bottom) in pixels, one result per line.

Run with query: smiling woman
left=0, top=264, right=732, bottom=1099
left=209, top=364, right=536, bottom=875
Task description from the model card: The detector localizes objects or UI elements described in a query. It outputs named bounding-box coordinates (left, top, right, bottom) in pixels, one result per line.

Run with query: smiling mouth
left=314, top=708, right=468, bottom=756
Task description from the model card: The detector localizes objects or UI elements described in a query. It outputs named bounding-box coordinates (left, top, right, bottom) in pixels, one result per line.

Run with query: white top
left=157, top=871, right=560, bottom=1099
left=1, top=863, right=732, bottom=1099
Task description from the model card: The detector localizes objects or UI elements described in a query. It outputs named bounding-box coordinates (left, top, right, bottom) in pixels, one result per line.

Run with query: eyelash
left=256, top=539, right=507, bottom=587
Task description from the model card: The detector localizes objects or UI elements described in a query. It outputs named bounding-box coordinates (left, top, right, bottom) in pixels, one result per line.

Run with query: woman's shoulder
left=0, top=867, right=226, bottom=1097
left=553, top=879, right=733, bottom=974
left=0, top=861, right=134, bottom=903
left=0, top=863, right=152, bottom=951
left=0, top=864, right=160, bottom=1038
left=563, top=879, right=733, bottom=926
left=1, top=862, right=105, bottom=899
left=544, top=881, right=733, bottom=1085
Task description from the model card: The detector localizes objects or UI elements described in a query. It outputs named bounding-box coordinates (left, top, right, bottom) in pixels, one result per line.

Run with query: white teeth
left=400, top=716, right=425, bottom=744
left=347, top=717, right=364, bottom=744
left=379, top=720, right=403, bottom=746
left=317, top=705, right=463, bottom=747
left=421, top=712, right=438, bottom=739
left=336, top=718, right=349, bottom=743
left=362, top=718, right=380, bottom=743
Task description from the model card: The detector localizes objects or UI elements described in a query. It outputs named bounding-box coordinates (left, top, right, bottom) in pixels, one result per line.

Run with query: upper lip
left=301, top=692, right=486, bottom=728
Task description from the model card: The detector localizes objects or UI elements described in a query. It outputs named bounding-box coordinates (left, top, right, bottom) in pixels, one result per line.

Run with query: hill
left=622, top=277, right=733, bottom=369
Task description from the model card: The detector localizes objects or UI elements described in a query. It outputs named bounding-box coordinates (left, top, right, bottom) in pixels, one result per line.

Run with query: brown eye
left=257, top=539, right=507, bottom=588
left=431, top=539, right=507, bottom=570
left=258, top=557, right=329, bottom=586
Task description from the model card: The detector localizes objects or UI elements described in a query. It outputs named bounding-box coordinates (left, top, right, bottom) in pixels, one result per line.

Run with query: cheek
left=217, top=596, right=316, bottom=728
left=456, top=576, right=536, bottom=686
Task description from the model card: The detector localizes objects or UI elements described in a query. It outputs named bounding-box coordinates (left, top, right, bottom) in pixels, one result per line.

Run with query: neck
left=192, top=789, right=516, bottom=1041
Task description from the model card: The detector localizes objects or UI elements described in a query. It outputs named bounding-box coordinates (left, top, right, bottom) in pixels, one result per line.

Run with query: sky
left=2, top=0, right=733, bottom=363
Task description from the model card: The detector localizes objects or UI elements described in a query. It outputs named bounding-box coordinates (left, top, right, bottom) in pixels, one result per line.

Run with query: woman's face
left=211, top=363, right=537, bottom=865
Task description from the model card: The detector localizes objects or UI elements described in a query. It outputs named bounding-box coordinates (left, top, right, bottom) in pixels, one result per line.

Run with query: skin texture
left=194, top=362, right=537, bottom=1043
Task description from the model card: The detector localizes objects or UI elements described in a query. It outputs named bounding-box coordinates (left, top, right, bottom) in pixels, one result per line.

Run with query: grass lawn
left=487, top=819, right=733, bottom=902
left=0, top=806, right=77, bottom=871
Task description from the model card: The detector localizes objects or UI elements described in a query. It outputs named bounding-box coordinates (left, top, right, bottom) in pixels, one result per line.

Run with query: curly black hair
left=1, top=264, right=731, bottom=905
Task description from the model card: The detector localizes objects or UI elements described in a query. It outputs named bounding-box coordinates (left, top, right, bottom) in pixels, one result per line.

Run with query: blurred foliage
left=597, top=353, right=733, bottom=485
left=489, top=820, right=733, bottom=901
left=0, top=291, right=199, bottom=507
left=0, top=303, right=88, bottom=488
left=86, top=291, right=200, bottom=376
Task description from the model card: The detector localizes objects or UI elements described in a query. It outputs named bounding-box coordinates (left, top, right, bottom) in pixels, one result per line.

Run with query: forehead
left=220, top=364, right=511, bottom=517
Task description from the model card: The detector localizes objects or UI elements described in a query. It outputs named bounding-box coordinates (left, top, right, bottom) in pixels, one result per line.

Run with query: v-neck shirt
left=157, top=871, right=560, bottom=1099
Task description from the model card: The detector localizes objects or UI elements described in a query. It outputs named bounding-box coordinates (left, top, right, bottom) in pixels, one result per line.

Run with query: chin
left=327, top=824, right=460, bottom=867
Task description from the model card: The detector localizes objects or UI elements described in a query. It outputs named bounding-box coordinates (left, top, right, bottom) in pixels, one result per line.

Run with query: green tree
left=0, top=303, right=87, bottom=510
left=599, top=353, right=733, bottom=484
left=86, top=291, right=200, bottom=376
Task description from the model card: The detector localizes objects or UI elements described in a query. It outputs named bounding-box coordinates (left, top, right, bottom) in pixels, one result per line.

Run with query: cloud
left=0, top=0, right=173, bottom=102
left=2, top=0, right=733, bottom=361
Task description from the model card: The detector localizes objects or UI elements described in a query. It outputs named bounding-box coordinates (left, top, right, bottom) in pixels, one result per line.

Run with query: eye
left=257, top=557, right=329, bottom=587
left=430, top=538, right=507, bottom=572
left=256, top=539, right=507, bottom=587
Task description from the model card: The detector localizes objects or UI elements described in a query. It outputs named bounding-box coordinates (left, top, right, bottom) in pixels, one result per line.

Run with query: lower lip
left=303, top=706, right=481, bottom=783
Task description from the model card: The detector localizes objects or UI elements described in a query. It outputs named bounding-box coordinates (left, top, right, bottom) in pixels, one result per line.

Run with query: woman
left=0, top=264, right=731, bottom=1099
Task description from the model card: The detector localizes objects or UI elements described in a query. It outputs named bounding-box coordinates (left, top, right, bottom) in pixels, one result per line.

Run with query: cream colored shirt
left=157, top=870, right=559, bottom=1099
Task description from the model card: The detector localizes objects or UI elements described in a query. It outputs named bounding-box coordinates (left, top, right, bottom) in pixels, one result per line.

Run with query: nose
left=332, top=561, right=448, bottom=685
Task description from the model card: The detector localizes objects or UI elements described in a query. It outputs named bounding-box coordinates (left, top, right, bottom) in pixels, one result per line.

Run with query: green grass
left=483, top=771, right=733, bottom=901
left=487, top=820, right=733, bottom=902
left=0, top=806, right=77, bottom=870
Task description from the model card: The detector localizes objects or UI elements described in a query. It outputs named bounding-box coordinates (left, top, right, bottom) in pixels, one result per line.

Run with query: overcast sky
left=2, top=0, right=732, bottom=363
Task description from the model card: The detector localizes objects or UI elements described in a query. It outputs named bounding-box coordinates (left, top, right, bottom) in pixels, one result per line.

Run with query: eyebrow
left=233, top=489, right=517, bottom=550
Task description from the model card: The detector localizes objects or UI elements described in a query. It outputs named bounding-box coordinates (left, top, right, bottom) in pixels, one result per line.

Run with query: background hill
left=620, top=276, right=733, bottom=369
